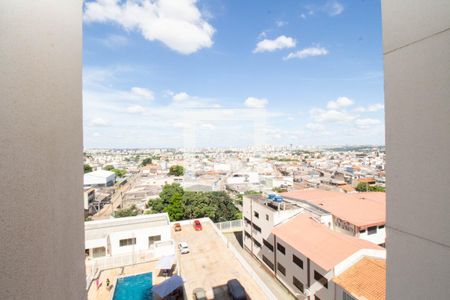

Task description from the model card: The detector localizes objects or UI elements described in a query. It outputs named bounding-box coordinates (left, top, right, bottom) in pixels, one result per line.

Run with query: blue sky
left=83, top=0, right=384, bottom=148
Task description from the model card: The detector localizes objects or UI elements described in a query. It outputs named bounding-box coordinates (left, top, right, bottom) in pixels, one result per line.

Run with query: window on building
left=263, top=239, right=274, bottom=251
left=244, top=231, right=251, bottom=239
left=244, top=217, right=251, bottom=225
left=252, top=223, right=261, bottom=233
left=277, top=263, right=286, bottom=276
left=148, top=235, right=161, bottom=247
left=343, top=291, right=356, bottom=300
left=277, top=242, right=285, bottom=255
left=293, top=276, right=304, bottom=293
left=254, top=211, right=259, bottom=218
left=92, top=247, right=106, bottom=258
left=119, top=238, right=136, bottom=247
left=368, top=226, right=377, bottom=235
left=293, top=254, right=304, bottom=269
left=314, top=296, right=321, bottom=300
left=314, top=271, right=328, bottom=288
left=253, top=238, right=261, bottom=248
left=378, top=224, right=385, bottom=229
left=266, top=214, right=269, bottom=221
left=262, top=255, right=274, bottom=270
left=359, top=229, right=366, bottom=234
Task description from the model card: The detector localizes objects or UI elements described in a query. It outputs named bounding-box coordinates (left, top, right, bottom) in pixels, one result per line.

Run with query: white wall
left=382, top=1, right=450, bottom=299
left=358, top=225, right=386, bottom=245
left=109, top=226, right=171, bottom=256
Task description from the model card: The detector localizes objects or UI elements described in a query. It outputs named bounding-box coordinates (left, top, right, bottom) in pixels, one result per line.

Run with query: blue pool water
left=112, top=272, right=153, bottom=300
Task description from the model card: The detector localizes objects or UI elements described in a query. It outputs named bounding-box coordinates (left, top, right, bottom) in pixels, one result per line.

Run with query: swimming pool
left=112, top=272, right=153, bottom=300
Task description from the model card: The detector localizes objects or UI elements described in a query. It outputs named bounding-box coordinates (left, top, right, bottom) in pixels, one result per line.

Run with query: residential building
left=84, top=213, right=173, bottom=258
left=283, top=190, right=386, bottom=246
left=242, top=194, right=302, bottom=260
left=272, top=214, right=385, bottom=300
left=333, top=257, right=386, bottom=300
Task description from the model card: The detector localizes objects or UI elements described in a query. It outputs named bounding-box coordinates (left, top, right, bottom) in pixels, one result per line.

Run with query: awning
left=156, top=255, right=176, bottom=270
left=153, top=275, right=184, bottom=298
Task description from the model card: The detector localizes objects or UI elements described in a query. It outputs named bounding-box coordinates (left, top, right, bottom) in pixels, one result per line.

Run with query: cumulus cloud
left=367, top=103, right=384, bottom=112
left=131, top=87, right=154, bottom=100
left=305, top=122, right=326, bottom=132
left=84, top=0, right=215, bottom=55
left=355, top=118, right=381, bottom=129
left=283, top=46, right=328, bottom=60
left=305, top=0, right=344, bottom=17
left=326, top=97, right=353, bottom=109
left=244, top=97, right=269, bottom=108
left=310, top=108, right=356, bottom=123
left=126, top=105, right=145, bottom=114
left=172, top=92, right=190, bottom=102
left=89, top=117, right=110, bottom=127
left=253, top=35, right=296, bottom=53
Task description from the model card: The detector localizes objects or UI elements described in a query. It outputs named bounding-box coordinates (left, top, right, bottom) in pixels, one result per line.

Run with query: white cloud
left=253, top=35, right=296, bottom=53
left=275, top=20, right=288, bottom=27
left=89, top=117, right=110, bottom=127
left=304, top=1, right=344, bottom=17
left=324, top=0, right=344, bottom=16
left=244, top=97, right=268, bottom=108
left=126, top=105, right=145, bottom=114
left=326, top=97, right=353, bottom=109
left=131, top=87, right=154, bottom=100
left=305, top=122, right=326, bottom=132
left=172, top=92, right=190, bottom=102
left=284, top=46, right=329, bottom=60
left=84, top=0, right=215, bottom=55
left=201, top=123, right=216, bottom=130
left=367, top=103, right=384, bottom=112
left=355, top=118, right=381, bottom=129
left=310, top=108, right=356, bottom=123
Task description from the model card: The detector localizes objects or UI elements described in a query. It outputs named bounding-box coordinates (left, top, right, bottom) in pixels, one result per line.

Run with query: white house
left=83, top=170, right=116, bottom=187
left=84, top=213, right=173, bottom=259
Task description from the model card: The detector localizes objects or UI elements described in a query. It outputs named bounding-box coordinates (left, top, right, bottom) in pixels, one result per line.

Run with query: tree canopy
left=114, top=205, right=141, bottom=218
left=168, top=165, right=184, bottom=176
left=356, top=182, right=385, bottom=192
left=147, top=183, right=241, bottom=222
left=141, top=157, right=153, bottom=166
left=84, top=164, right=93, bottom=173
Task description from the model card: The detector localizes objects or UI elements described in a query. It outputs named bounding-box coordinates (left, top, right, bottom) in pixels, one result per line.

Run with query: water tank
left=268, top=194, right=276, bottom=200
left=273, top=196, right=284, bottom=203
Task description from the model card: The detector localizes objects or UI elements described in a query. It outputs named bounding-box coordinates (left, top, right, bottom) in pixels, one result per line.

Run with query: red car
left=193, top=220, right=202, bottom=231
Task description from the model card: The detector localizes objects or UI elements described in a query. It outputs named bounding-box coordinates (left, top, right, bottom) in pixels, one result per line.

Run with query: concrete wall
left=382, top=1, right=450, bottom=299
left=0, top=1, right=85, bottom=299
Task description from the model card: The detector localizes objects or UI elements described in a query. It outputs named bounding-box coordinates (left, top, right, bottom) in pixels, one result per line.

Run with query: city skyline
left=83, top=0, right=385, bottom=148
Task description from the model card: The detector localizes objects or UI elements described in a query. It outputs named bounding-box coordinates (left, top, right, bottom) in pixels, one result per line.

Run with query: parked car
left=193, top=219, right=202, bottom=231
left=174, top=223, right=182, bottom=231
left=192, top=287, right=207, bottom=300
left=178, top=242, right=190, bottom=254
left=227, top=279, right=247, bottom=300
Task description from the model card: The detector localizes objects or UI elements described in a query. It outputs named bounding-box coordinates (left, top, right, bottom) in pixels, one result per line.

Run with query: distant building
left=84, top=170, right=116, bottom=187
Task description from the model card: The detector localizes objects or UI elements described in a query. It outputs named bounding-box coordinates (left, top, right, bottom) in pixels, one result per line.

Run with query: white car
left=178, top=242, right=190, bottom=254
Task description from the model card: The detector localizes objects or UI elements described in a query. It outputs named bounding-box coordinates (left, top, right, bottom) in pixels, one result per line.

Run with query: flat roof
left=272, top=214, right=383, bottom=271
left=333, top=257, right=386, bottom=300
left=85, top=213, right=170, bottom=241
left=245, top=194, right=299, bottom=211
left=281, top=189, right=385, bottom=228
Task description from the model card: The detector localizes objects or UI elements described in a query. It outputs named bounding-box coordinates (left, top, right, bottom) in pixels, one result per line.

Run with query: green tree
left=112, top=169, right=127, bottom=178
left=356, top=182, right=385, bottom=192
left=114, top=205, right=140, bottom=218
left=168, top=165, right=184, bottom=176
left=164, top=193, right=184, bottom=221
left=104, top=165, right=114, bottom=171
left=141, top=157, right=152, bottom=166
left=84, top=164, right=93, bottom=173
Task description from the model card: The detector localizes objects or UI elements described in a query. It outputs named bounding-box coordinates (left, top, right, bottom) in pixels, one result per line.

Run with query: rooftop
left=333, top=257, right=386, bottom=300
left=272, top=214, right=383, bottom=271
left=244, top=194, right=299, bottom=211
left=282, top=189, right=385, bottom=228
left=85, top=213, right=170, bottom=241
